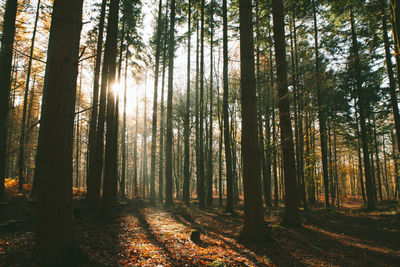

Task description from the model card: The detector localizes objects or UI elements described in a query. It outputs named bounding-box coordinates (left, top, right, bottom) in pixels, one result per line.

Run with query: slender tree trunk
left=142, top=80, right=148, bottom=199
left=18, top=0, right=41, bottom=192
left=373, top=116, right=383, bottom=201
left=165, top=0, right=176, bottom=207
left=149, top=0, right=164, bottom=204
left=159, top=4, right=169, bottom=203
left=87, top=0, right=107, bottom=210
left=0, top=0, right=18, bottom=199
left=207, top=2, right=214, bottom=207
left=223, top=0, right=234, bottom=213
left=350, top=6, right=376, bottom=210
left=272, top=0, right=301, bottom=227
left=354, top=97, right=366, bottom=203
left=134, top=96, right=139, bottom=197
left=312, top=0, right=329, bottom=208
left=198, top=0, right=206, bottom=208
left=101, top=0, right=120, bottom=218
left=36, top=0, right=83, bottom=263
left=121, top=47, right=128, bottom=199
left=183, top=0, right=191, bottom=205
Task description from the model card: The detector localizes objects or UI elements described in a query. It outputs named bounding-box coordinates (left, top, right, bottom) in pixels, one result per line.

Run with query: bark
left=313, top=0, right=329, bottom=208
left=18, top=0, right=41, bottom=192
left=87, top=0, right=107, bottom=210
left=0, top=0, right=18, bottom=199
left=183, top=0, right=191, bottom=205
left=159, top=4, right=169, bottom=203
left=36, top=0, right=83, bottom=263
left=165, top=0, right=176, bottom=207
left=198, top=0, right=206, bottom=208
left=101, top=0, right=120, bottom=218
left=223, top=0, right=234, bottom=213
left=150, top=0, right=164, bottom=204
left=207, top=2, right=214, bottom=207
left=350, top=6, right=376, bottom=210
left=121, top=47, right=128, bottom=199
left=239, top=0, right=268, bottom=240
left=272, top=0, right=301, bottom=227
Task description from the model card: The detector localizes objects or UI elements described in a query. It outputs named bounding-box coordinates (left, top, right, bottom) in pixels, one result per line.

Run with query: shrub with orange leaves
left=4, top=178, right=32, bottom=196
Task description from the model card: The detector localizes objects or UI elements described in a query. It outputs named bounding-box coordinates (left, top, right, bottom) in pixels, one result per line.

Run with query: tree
left=0, top=0, right=18, bottom=199
left=222, top=0, right=233, bottom=213
left=271, top=0, right=301, bottom=227
left=349, top=5, right=376, bottom=211
left=36, top=0, right=83, bottom=264
left=165, top=0, right=176, bottom=207
left=87, top=0, right=107, bottom=210
left=238, top=0, right=268, bottom=241
left=102, top=0, right=121, bottom=218
left=198, top=0, right=206, bottom=208
left=18, top=0, right=41, bottom=192
left=150, top=0, right=163, bottom=204
left=312, top=0, right=330, bottom=207
left=183, top=0, right=191, bottom=205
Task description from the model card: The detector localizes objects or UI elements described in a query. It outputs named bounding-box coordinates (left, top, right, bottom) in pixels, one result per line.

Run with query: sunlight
left=111, top=82, right=124, bottom=98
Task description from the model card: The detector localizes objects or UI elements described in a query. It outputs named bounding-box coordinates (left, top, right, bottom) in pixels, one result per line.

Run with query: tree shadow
left=168, top=205, right=306, bottom=266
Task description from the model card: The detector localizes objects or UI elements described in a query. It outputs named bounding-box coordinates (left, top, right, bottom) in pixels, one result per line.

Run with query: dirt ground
left=0, top=194, right=399, bottom=266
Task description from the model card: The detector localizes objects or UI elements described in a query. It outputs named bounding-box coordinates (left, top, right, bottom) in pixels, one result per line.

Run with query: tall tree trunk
left=142, top=80, right=148, bottom=199
left=373, top=117, right=383, bottom=201
left=159, top=4, right=169, bottom=203
left=150, top=0, right=163, bottom=204
left=36, top=0, right=83, bottom=263
left=198, top=0, right=206, bottom=208
left=18, top=0, right=41, bottom=192
left=183, top=0, right=191, bottom=205
left=121, top=47, right=128, bottom=199
left=101, top=0, right=120, bottom=218
left=0, top=0, right=18, bottom=199
left=312, top=0, right=329, bottom=208
left=239, top=0, right=268, bottom=241
left=272, top=0, right=301, bottom=227
left=165, top=0, right=176, bottom=207
left=350, top=6, right=376, bottom=210
left=354, top=97, right=366, bottom=203
left=222, top=0, right=234, bottom=213
left=134, top=96, right=139, bottom=197
left=87, top=0, right=107, bottom=210
left=207, top=2, right=214, bottom=207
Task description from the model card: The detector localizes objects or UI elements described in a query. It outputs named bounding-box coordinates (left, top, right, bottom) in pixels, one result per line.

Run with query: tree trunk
left=101, top=0, right=120, bottom=218
left=183, top=0, right=191, bottom=205
left=121, top=47, right=128, bottom=199
left=36, top=0, right=83, bottom=263
left=150, top=0, right=163, bottom=204
left=0, top=0, right=18, bottom=199
left=198, top=0, right=206, bottom=209
left=87, top=0, right=107, bottom=210
left=272, top=0, right=301, bottom=227
left=239, top=0, right=268, bottom=241
left=350, top=6, right=376, bottom=210
left=18, top=0, right=41, bottom=192
left=222, top=0, right=234, bottom=213
left=312, top=0, right=329, bottom=208
left=159, top=5, right=169, bottom=203
left=165, top=0, right=176, bottom=207
left=207, top=2, right=214, bottom=207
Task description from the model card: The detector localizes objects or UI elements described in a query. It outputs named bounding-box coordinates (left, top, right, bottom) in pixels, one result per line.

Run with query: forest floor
left=0, top=186, right=400, bottom=266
